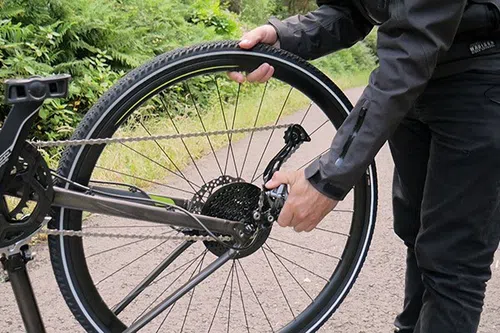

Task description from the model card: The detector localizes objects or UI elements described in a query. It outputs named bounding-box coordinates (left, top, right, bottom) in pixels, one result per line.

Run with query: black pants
left=390, top=68, right=500, bottom=333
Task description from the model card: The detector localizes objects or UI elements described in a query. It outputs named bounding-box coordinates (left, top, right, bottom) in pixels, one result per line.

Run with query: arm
left=267, top=0, right=373, bottom=59
left=304, top=0, right=468, bottom=200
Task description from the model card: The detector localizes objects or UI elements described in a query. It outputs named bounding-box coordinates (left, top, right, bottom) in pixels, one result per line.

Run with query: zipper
left=335, top=107, right=368, bottom=167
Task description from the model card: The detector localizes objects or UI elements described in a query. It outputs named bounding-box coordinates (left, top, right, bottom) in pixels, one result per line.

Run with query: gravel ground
left=1, top=87, right=498, bottom=333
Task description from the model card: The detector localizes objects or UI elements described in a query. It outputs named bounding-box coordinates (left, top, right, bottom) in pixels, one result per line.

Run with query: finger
left=246, top=63, right=271, bottom=83
left=239, top=30, right=263, bottom=49
left=293, top=221, right=310, bottom=233
left=227, top=71, right=245, bottom=84
left=265, top=170, right=294, bottom=189
left=277, top=201, right=294, bottom=228
left=305, top=223, right=316, bottom=232
left=258, top=65, right=274, bottom=83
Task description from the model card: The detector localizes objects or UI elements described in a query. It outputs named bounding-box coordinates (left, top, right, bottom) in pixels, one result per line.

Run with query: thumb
left=265, top=171, right=294, bottom=189
left=239, top=31, right=262, bottom=49
left=239, top=25, right=273, bottom=49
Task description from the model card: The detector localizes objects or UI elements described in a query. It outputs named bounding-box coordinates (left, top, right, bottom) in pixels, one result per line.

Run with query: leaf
left=39, top=108, right=49, bottom=120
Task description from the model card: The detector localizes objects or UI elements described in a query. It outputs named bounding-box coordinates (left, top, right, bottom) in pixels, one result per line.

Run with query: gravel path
left=1, top=87, right=498, bottom=333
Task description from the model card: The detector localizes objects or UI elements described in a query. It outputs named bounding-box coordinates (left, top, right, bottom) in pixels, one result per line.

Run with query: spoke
left=158, top=92, right=206, bottom=184
left=237, top=260, right=275, bottom=332
left=264, top=244, right=313, bottom=301
left=299, top=102, right=314, bottom=126
left=155, top=251, right=206, bottom=333
left=127, top=250, right=235, bottom=333
left=208, top=262, right=234, bottom=333
left=139, top=121, right=200, bottom=192
left=223, top=83, right=240, bottom=177
left=95, top=166, right=194, bottom=195
left=132, top=250, right=206, bottom=324
left=155, top=303, right=177, bottom=333
left=86, top=230, right=176, bottom=259
left=120, top=142, right=202, bottom=190
left=308, top=119, right=330, bottom=137
left=96, top=239, right=168, bottom=286
left=268, top=237, right=341, bottom=261
left=213, top=77, right=238, bottom=176
left=250, top=87, right=293, bottom=183
left=151, top=251, right=206, bottom=287
left=227, top=261, right=235, bottom=333
left=185, top=83, right=224, bottom=175
left=315, top=227, right=350, bottom=237
left=333, top=209, right=355, bottom=213
left=234, top=264, right=250, bottom=333
left=180, top=251, right=208, bottom=333
left=112, top=241, right=193, bottom=315
left=263, top=248, right=329, bottom=283
left=294, top=148, right=331, bottom=171
left=261, top=248, right=295, bottom=319
left=240, top=82, right=268, bottom=178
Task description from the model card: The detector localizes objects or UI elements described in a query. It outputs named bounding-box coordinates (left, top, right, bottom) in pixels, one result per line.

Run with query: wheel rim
left=54, top=48, right=376, bottom=333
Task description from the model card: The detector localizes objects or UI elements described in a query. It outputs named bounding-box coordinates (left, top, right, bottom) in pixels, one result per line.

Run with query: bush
left=0, top=0, right=241, bottom=142
left=0, top=0, right=377, bottom=147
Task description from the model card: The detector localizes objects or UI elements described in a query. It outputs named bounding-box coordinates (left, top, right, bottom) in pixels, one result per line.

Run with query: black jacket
left=267, top=0, right=500, bottom=200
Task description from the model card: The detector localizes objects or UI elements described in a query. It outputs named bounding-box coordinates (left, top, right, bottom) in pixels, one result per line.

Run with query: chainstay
left=29, top=124, right=293, bottom=148
left=42, top=229, right=232, bottom=242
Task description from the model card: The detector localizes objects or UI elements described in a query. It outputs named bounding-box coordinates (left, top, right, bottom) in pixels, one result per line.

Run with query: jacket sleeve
left=267, top=0, right=373, bottom=60
left=302, top=0, right=468, bottom=200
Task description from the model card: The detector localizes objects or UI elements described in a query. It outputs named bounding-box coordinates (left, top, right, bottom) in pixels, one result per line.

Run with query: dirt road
left=1, top=87, right=498, bottom=333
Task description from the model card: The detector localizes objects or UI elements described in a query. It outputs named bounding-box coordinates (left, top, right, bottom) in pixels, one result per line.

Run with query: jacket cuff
left=304, top=159, right=349, bottom=201
left=267, top=16, right=297, bottom=55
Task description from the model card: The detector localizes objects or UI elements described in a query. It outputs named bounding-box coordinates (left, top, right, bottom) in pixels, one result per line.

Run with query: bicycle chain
left=20, top=124, right=291, bottom=245
left=42, top=229, right=232, bottom=242
left=28, top=124, right=292, bottom=148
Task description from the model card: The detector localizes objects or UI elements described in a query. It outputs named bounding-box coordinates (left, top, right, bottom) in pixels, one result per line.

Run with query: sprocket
left=201, top=182, right=271, bottom=259
left=0, top=143, right=54, bottom=250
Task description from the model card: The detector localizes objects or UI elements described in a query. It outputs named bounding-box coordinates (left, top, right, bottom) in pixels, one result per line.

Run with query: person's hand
left=227, top=25, right=278, bottom=84
left=265, top=170, right=338, bottom=232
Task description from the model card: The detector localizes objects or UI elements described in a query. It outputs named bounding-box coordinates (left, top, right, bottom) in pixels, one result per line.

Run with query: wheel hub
left=201, top=182, right=271, bottom=259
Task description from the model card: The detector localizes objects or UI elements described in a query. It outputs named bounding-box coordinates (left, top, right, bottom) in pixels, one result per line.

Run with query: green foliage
left=240, top=0, right=277, bottom=27
left=0, top=0, right=241, bottom=142
left=186, top=0, right=240, bottom=35
left=0, top=0, right=377, bottom=150
left=311, top=39, right=377, bottom=78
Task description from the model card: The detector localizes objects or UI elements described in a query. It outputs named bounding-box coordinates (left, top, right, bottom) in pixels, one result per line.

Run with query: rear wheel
left=49, top=41, right=377, bottom=333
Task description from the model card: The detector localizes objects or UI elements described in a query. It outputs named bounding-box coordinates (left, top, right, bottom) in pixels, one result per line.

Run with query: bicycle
left=0, top=41, right=377, bottom=333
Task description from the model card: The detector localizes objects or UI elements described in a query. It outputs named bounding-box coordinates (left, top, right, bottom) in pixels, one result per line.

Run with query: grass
left=91, top=69, right=372, bottom=189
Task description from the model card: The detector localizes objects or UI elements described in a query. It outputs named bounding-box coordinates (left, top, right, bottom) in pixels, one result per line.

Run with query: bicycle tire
left=48, top=40, right=378, bottom=333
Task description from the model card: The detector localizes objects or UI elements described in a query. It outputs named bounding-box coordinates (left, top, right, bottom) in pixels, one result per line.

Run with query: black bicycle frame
left=0, top=75, right=246, bottom=242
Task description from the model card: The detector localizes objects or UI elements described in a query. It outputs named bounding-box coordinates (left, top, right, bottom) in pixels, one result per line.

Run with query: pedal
left=4, top=74, right=71, bottom=104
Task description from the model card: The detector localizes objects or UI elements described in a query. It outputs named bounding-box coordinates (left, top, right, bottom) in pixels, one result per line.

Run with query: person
left=227, top=1, right=500, bottom=332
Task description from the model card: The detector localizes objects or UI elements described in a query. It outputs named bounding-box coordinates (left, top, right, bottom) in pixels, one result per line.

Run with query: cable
left=50, top=171, right=262, bottom=252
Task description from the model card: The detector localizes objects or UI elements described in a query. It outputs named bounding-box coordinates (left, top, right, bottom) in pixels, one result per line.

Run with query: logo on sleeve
left=469, top=40, right=496, bottom=55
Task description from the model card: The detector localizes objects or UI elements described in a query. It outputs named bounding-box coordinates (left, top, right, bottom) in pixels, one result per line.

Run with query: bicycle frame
left=0, top=75, right=247, bottom=242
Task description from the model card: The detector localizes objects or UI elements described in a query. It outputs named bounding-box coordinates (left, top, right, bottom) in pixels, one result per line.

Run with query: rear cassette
left=201, top=183, right=271, bottom=259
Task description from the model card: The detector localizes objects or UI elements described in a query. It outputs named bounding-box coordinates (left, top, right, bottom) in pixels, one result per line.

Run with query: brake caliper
left=254, top=124, right=311, bottom=225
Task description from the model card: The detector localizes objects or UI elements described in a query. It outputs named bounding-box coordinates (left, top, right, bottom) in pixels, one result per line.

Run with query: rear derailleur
left=253, top=124, right=311, bottom=226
